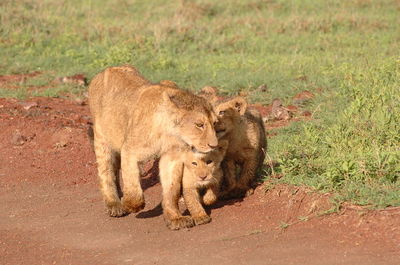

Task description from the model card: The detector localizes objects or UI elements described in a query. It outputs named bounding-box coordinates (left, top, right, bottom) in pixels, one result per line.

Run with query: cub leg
left=219, top=159, right=238, bottom=199
left=183, top=185, right=211, bottom=226
left=236, top=156, right=259, bottom=196
left=203, top=169, right=223, bottom=205
left=202, top=184, right=219, bottom=206
left=120, top=147, right=145, bottom=213
left=93, top=136, right=124, bottom=217
left=159, top=154, right=194, bottom=230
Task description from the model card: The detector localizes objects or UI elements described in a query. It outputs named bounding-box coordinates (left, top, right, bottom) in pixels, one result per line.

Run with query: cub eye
left=192, top=162, right=198, bottom=166
left=206, top=160, right=213, bottom=165
left=218, top=111, right=225, bottom=116
left=195, top=123, right=204, bottom=128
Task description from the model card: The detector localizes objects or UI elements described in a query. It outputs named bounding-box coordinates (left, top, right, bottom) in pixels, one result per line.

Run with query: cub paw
left=193, top=215, right=211, bottom=226
left=165, top=216, right=194, bottom=230
left=106, top=201, right=126, bottom=217
left=245, top=188, right=255, bottom=197
left=122, top=196, right=145, bottom=213
left=202, top=192, right=217, bottom=206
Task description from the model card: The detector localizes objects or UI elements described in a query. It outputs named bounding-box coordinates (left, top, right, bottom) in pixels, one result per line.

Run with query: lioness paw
left=166, top=216, right=194, bottom=230
left=121, top=196, right=145, bottom=213
left=106, top=201, right=126, bottom=217
left=193, top=215, right=211, bottom=226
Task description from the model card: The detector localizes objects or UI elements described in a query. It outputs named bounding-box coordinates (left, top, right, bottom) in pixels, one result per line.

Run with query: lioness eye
left=219, top=111, right=225, bottom=116
left=206, top=160, right=213, bottom=165
left=192, top=162, right=198, bottom=166
left=195, top=123, right=204, bottom=128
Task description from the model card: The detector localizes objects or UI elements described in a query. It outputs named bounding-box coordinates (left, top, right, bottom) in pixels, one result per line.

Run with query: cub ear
left=229, top=96, right=247, bottom=116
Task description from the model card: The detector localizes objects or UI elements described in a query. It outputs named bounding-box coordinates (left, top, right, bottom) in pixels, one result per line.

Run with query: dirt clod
left=10, top=130, right=27, bottom=146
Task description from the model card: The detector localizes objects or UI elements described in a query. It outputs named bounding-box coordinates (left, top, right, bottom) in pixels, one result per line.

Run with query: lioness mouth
left=191, top=146, right=211, bottom=154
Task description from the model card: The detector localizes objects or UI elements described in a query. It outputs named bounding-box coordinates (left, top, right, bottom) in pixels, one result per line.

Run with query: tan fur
left=197, top=86, right=219, bottom=104
left=181, top=140, right=228, bottom=225
left=214, top=96, right=266, bottom=198
left=88, top=65, right=218, bottom=230
left=159, top=80, right=179, bottom=88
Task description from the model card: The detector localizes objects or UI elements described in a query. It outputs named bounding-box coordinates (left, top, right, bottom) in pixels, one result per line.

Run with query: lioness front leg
left=183, top=187, right=211, bottom=226
left=120, top=147, right=145, bottom=213
left=93, top=137, right=124, bottom=217
left=160, top=154, right=194, bottom=230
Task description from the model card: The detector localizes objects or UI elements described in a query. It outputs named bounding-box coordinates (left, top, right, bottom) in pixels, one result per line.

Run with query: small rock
left=11, top=130, right=27, bottom=146
left=51, top=129, right=72, bottom=148
left=18, top=101, right=38, bottom=110
left=302, top=111, right=312, bottom=117
left=271, top=99, right=291, bottom=120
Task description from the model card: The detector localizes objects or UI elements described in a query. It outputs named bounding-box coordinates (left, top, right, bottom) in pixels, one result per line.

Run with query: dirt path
left=0, top=97, right=399, bottom=265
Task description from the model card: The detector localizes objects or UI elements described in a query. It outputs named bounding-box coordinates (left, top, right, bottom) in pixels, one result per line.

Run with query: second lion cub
left=215, top=96, right=266, bottom=198
left=182, top=140, right=228, bottom=225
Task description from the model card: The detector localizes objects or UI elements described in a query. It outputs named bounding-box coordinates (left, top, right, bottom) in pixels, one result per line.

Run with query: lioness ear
left=198, top=86, right=218, bottom=104
left=162, top=89, right=181, bottom=109
left=229, top=96, right=247, bottom=116
left=160, top=80, right=179, bottom=89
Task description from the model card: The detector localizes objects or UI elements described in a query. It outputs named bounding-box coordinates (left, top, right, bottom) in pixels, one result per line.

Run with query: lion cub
left=214, top=96, right=266, bottom=198
left=181, top=140, right=228, bottom=225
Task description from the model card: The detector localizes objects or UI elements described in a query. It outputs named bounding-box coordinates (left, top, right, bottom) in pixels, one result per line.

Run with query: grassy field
left=1, top=0, right=399, bottom=208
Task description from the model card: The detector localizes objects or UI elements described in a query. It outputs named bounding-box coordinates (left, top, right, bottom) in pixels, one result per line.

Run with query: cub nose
left=199, top=175, right=207, bottom=181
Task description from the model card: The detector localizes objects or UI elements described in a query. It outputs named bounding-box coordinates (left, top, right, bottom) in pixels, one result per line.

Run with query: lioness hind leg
left=160, top=154, right=194, bottom=230
left=93, top=137, right=124, bottom=217
left=120, top=147, right=145, bottom=214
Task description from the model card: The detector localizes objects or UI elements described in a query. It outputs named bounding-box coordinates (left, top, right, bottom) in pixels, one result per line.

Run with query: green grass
left=1, top=0, right=399, bottom=207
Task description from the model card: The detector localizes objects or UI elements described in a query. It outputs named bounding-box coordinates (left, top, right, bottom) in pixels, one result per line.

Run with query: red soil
left=0, top=97, right=399, bottom=265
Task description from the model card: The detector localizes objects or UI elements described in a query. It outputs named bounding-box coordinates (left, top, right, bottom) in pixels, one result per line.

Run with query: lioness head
left=184, top=140, right=228, bottom=187
left=163, top=88, right=218, bottom=153
left=213, top=96, right=247, bottom=138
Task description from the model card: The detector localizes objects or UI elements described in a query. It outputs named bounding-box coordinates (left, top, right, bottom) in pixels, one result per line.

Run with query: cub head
left=214, top=96, right=247, bottom=138
left=184, top=140, right=228, bottom=186
left=163, top=89, right=218, bottom=153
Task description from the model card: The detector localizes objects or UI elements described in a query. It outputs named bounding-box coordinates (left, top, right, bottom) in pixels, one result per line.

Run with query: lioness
left=214, top=96, right=266, bottom=198
left=88, top=65, right=218, bottom=229
left=181, top=140, right=228, bottom=226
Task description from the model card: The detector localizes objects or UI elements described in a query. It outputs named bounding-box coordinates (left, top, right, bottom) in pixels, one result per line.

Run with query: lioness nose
left=208, top=143, right=218, bottom=149
left=199, top=175, right=207, bottom=180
